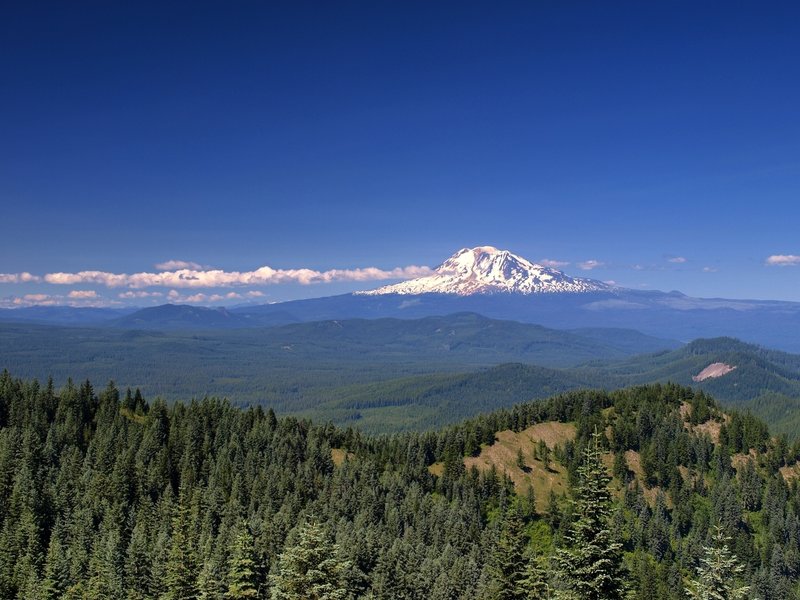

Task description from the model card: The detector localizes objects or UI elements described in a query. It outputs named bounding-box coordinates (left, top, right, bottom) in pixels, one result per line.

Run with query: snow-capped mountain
left=357, top=246, right=609, bottom=296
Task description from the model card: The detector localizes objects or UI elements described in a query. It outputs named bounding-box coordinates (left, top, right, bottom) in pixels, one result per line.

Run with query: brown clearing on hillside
left=679, top=402, right=692, bottom=420
left=331, top=448, right=355, bottom=467
left=463, top=422, right=577, bottom=511
left=780, top=464, right=800, bottom=481
left=694, top=419, right=724, bottom=444
left=680, top=402, right=727, bottom=444
left=731, top=451, right=757, bottom=471
left=621, top=450, right=666, bottom=506
left=430, top=419, right=698, bottom=510
left=428, top=462, right=444, bottom=477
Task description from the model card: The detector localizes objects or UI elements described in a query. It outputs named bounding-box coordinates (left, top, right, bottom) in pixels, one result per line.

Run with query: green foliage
left=163, top=495, right=200, bottom=600
left=225, top=523, right=260, bottom=599
left=4, top=322, right=800, bottom=437
left=269, top=521, right=351, bottom=600
left=1, top=372, right=800, bottom=599
left=485, top=509, right=529, bottom=599
left=555, top=430, right=626, bottom=599
left=1, top=314, right=608, bottom=433
left=684, top=524, right=751, bottom=600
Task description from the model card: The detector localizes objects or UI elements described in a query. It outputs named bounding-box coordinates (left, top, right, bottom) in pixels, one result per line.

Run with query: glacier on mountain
left=357, top=246, right=609, bottom=296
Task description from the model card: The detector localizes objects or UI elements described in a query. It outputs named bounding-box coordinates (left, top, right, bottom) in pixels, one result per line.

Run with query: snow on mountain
left=357, top=246, right=610, bottom=296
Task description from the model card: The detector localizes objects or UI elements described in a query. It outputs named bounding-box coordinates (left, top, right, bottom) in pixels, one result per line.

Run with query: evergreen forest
left=1, top=370, right=799, bottom=598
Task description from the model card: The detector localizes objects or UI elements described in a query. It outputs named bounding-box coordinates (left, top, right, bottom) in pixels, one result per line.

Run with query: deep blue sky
left=2, top=1, right=799, bottom=306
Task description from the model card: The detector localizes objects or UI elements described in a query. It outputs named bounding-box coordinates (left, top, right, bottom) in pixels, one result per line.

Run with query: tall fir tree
left=684, top=524, right=751, bottom=600
left=162, top=494, right=200, bottom=600
left=486, top=509, right=529, bottom=600
left=125, top=503, right=155, bottom=600
left=555, top=430, right=626, bottom=600
left=41, top=521, right=71, bottom=600
left=225, top=522, right=260, bottom=599
left=270, top=520, right=351, bottom=600
left=86, top=511, right=125, bottom=599
left=518, top=555, right=550, bottom=600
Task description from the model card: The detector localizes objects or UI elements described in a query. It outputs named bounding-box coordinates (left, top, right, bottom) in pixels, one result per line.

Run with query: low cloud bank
left=0, top=264, right=433, bottom=289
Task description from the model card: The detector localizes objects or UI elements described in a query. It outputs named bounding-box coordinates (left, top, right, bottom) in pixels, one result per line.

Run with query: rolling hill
left=3, top=310, right=800, bottom=436
left=110, top=303, right=253, bottom=329
left=0, top=314, right=677, bottom=418
left=312, top=336, right=800, bottom=435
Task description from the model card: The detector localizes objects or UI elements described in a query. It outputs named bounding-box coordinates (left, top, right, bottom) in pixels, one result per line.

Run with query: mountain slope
left=232, top=288, right=800, bottom=353
left=265, top=312, right=679, bottom=367
left=230, top=247, right=800, bottom=352
left=0, top=306, right=132, bottom=325
left=111, top=304, right=252, bottom=329
left=300, top=336, right=800, bottom=434
left=578, top=337, right=800, bottom=437
left=3, top=314, right=800, bottom=435
left=0, top=315, right=678, bottom=416
left=305, top=362, right=596, bottom=432
left=2, top=376, right=798, bottom=599
left=581, top=337, right=800, bottom=399
left=359, top=246, right=608, bottom=295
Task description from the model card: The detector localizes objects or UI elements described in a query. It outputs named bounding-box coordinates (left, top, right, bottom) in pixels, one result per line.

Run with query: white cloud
left=668, top=256, right=687, bottom=264
left=702, top=266, right=718, bottom=273
left=44, top=271, right=132, bottom=286
left=118, top=291, right=164, bottom=299
left=168, top=291, right=244, bottom=304
left=39, top=263, right=433, bottom=289
left=1, top=294, right=59, bottom=308
left=539, top=258, right=570, bottom=268
left=577, top=260, right=604, bottom=271
left=766, top=254, right=800, bottom=267
left=127, top=289, right=264, bottom=305
left=154, top=259, right=206, bottom=271
left=0, top=272, right=41, bottom=283
left=68, top=290, right=98, bottom=299
left=1, top=292, right=120, bottom=308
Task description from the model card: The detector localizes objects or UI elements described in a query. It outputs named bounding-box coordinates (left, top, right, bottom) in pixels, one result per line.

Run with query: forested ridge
left=5, top=322, right=800, bottom=439
left=1, top=371, right=800, bottom=598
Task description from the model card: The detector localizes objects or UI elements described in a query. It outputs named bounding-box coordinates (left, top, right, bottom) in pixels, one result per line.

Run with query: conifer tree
left=41, top=522, right=71, bottom=600
left=196, top=538, right=227, bottom=600
left=684, top=524, right=751, bottom=600
left=539, top=441, right=551, bottom=472
left=225, top=522, right=260, bottom=599
left=520, top=485, right=537, bottom=520
left=487, top=509, right=528, bottom=600
left=86, top=511, right=125, bottom=599
left=555, top=430, right=626, bottom=599
left=518, top=555, right=550, bottom=599
left=545, top=491, right=561, bottom=531
left=270, top=520, right=351, bottom=600
left=517, top=448, right=527, bottom=471
left=163, top=495, right=200, bottom=600
left=125, top=504, right=155, bottom=600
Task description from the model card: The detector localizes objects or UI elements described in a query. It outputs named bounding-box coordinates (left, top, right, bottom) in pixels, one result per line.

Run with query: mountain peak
left=470, top=245, right=500, bottom=254
left=357, top=246, right=609, bottom=296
